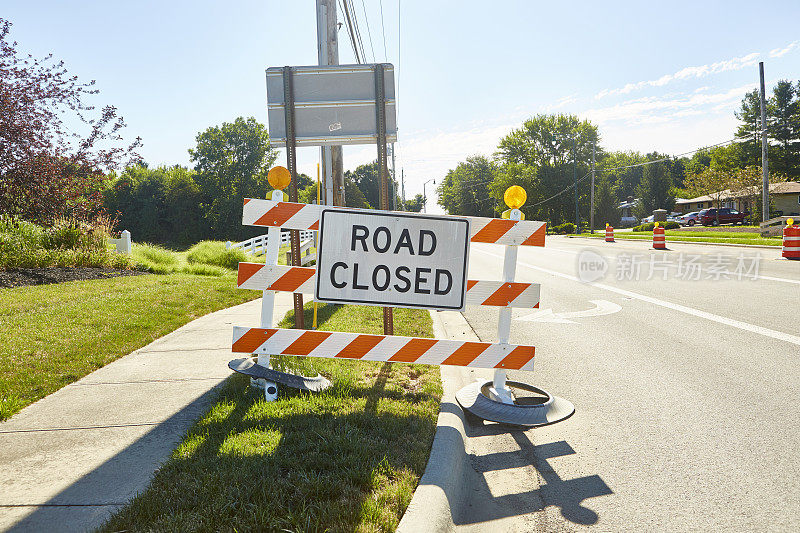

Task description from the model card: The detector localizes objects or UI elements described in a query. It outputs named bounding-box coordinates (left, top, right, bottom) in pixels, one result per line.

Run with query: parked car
left=677, top=211, right=701, bottom=226
left=641, top=215, right=654, bottom=224
left=698, top=208, right=749, bottom=226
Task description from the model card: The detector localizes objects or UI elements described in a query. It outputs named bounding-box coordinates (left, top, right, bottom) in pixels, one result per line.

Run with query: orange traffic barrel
left=605, top=225, right=615, bottom=242
left=783, top=222, right=800, bottom=260
left=653, top=224, right=666, bottom=250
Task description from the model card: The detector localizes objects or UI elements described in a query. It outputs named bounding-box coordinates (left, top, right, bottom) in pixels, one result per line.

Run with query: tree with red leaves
left=0, top=18, right=141, bottom=223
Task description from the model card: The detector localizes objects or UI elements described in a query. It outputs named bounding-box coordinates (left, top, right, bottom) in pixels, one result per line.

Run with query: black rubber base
left=455, top=380, right=574, bottom=427
left=228, top=357, right=332, bottom=392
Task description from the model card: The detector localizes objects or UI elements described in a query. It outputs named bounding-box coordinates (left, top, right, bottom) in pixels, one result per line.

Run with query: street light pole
left=423, top=178, right=435, bottom=213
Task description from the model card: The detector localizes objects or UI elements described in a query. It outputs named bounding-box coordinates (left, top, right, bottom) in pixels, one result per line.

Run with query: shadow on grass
left=93, top=368, right=440, bottom=532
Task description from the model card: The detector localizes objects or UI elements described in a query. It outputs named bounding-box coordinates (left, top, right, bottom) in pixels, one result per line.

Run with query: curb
left=396, top=310, right=479, bottom=533
left=566, top=234, right=781, bottom=250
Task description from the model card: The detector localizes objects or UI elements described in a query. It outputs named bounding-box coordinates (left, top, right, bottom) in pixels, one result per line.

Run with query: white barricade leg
left=252, top=189, right=285, bottom=401
left=489, top=209, right=521, bottom=405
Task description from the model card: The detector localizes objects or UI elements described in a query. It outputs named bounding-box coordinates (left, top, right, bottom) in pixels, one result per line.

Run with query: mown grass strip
left=580, top=232, right=782, bottom=246
left=100, top=303, right=441, bottom=533
left=0, top=274, right=260, bottom=420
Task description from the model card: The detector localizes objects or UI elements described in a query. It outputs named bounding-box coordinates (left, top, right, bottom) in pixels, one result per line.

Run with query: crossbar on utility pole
left=759, top=61, right=770, bottom=222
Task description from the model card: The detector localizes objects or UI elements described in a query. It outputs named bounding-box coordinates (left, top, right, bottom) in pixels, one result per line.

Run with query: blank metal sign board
left=315, top=209, right=470, bottom=311
left=266, top=64, right=397, bottom=147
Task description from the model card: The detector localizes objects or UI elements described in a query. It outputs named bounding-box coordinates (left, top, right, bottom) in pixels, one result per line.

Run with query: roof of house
left=676, top=195, right=713, bottom=204
left=676, top=181, right=800, bottom=204
left=772, top=181, right=800, bottom=194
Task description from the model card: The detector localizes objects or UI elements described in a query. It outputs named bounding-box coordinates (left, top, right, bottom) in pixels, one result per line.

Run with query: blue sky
left=4, top=1, right=800, bottom=210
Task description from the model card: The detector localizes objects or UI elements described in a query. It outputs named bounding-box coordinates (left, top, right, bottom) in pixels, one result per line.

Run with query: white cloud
left=584, top=84, right=756, bottom=126
left=540, top=94, right=578, bottom=112
left=595, top=52, right=760, bottom=99
left=769, top=40, right=799, bottom=58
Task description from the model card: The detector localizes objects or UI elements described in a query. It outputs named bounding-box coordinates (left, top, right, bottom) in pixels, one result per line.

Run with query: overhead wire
left=378, top=0, right=388, bottom=61
left=359, top=0, right=376, bottom=62
left=347, top=0, right=368, bottom=64
left=596, top=137, right=740, bottom=173
left=338, top=0, right=362, bottom=63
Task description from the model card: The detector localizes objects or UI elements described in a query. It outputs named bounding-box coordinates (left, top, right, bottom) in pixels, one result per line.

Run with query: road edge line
left=397, top=310, right=478, bottom=533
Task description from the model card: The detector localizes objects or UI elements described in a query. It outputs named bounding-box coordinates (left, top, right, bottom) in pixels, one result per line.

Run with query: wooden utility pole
left=590, top=140, right=596, bottom=233
left=316, top=0, right=345, bottom=206
left=758, top=61, right=770, bottom=222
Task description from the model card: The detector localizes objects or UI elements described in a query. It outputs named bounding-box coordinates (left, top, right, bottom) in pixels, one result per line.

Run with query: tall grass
left=0, top=215, right=133, bottom=270
left=186, top=241, right=249, bottom=270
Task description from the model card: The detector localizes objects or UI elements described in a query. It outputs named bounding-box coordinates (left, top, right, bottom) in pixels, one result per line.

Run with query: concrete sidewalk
left=0, top=294, right=289, bottom=532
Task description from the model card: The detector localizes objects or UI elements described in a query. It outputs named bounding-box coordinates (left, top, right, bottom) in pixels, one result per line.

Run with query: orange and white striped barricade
left=230, top=184, right=574, bottom=427
left=783, top=220, right=800, bottom=260
left=605, top=225, right=615, bottom=242
left=653, top=224, right=667, bottom=250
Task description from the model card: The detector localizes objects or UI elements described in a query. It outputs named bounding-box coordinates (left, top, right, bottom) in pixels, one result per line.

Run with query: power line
left=596, top=137, right=740, bottom=173
left=378, top=0, right=388, bottom=61
left=347, top=0, right=368, bottom=64
left=338, top=0, right=362, bottom=63
left=359, top=0, right=376, bottom=62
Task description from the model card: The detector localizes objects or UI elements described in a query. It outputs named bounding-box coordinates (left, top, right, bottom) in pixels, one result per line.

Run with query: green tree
left=494, top=114, right=600, bottom=225
left=768, top=80, right=799, bottom=178
left=401, top=193, right=424, bottom=212
left=594, top=176, right=619, bottom=227
left=734, top=89, right=763, bottom=168
left=344, top=161, right=399, bottom=209
left=684, top=168, right=734, bottom=225
left=634, top=161, right=675, bottom=219
left=437, top=156, right=497, bottom=217
left=189, top=117, right=278, bottom=240
left=103, top=164, right=202, bottom=245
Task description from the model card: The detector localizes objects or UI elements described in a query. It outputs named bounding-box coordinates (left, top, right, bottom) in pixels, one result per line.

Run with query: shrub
left=186, top=241, right=248, bottom=271
left=632, top=221, right=680, bottom=231
left=44, top=217, right=111, bottom=250
left=552, top=222, right=575, bottom=234
left=0, top=215, right=132, bottom=270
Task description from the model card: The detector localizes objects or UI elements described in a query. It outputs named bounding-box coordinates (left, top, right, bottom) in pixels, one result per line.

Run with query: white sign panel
left=315, top=210, right=470, bottom=311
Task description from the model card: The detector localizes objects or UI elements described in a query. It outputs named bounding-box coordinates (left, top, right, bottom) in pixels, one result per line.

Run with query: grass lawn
left=100, top=303, right=441, bottom=533
left=581, top=230, right=782, bottom=246
left=0, top=273, right=260, bottom=420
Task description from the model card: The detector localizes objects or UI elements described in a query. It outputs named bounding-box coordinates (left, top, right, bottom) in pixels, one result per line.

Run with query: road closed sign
left=315, top=209, right=470, bottom=310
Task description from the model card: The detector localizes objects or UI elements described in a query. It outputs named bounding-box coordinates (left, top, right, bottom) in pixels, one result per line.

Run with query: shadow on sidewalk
left=4, top=385, right=224, bottom=532
left=441, top=401, right=612, bottom=527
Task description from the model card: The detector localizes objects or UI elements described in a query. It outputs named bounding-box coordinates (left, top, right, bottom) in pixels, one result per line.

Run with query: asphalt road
left=459, top=236, right=799, bottom=532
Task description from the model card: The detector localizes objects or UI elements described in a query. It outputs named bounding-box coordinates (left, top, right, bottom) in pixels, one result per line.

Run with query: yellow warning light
left=504, top=186, right=527, bottom=209
left=606, top=223, right=610, bottom=228
left=501, top=209, right=525, bottom=220
left=268, top=166, right=291, bottom=190
left=654, top=221, right=660, bottom=228
left=788, top=218, right=795, bottom=226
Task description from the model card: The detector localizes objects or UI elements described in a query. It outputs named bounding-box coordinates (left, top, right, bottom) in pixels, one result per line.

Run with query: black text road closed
left=315, top=209, right=470, bottom=310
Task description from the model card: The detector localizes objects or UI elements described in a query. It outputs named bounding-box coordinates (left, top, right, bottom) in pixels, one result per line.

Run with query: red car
left=698, top=208, right=749, bottom=226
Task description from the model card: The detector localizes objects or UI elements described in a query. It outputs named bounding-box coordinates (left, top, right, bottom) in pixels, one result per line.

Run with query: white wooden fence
left=110, top=230, right=131, bottom=255
left=226, top=230, right=315, bottom=257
